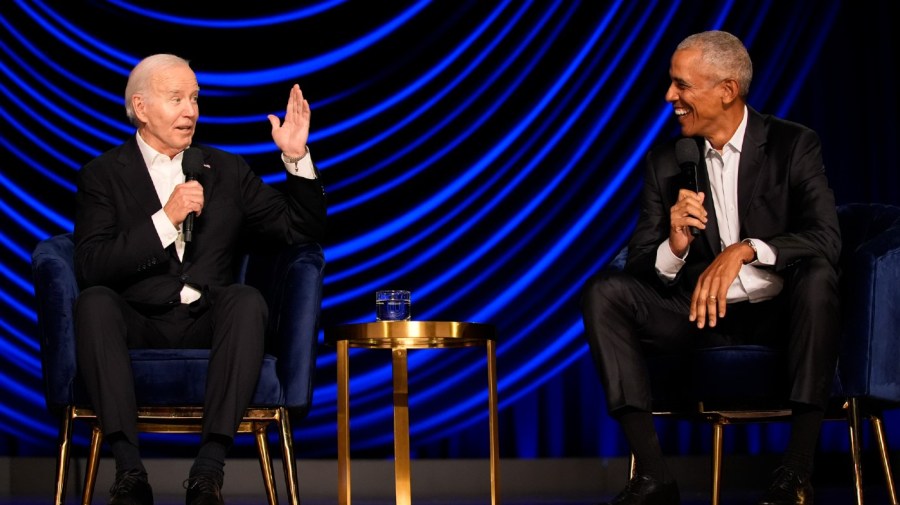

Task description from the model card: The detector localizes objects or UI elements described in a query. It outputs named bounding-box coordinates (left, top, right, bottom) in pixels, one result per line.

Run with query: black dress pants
left=74, top=284, right=267, bottom=446
left=580, top=256, right=840, bottom=415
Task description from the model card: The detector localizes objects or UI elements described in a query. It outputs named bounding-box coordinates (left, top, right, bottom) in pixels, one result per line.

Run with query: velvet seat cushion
left=69, top=350, right=282, bottom=407
left=647, top=345, right=785, bottom=411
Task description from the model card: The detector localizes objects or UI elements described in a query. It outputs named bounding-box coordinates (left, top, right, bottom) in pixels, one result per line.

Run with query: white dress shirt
left=655, top=106, right=783, bottom=303
left=136, top=132, right=316, bottom=304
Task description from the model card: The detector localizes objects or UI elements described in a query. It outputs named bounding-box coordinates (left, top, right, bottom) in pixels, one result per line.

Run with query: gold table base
left=326, top=321, right=500, bottom=505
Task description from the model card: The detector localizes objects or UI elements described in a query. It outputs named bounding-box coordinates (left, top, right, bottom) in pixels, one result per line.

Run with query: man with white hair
left=73, top=54, right=326, bottom=505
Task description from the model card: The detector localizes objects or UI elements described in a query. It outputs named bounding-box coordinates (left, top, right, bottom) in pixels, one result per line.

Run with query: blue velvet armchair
left=613, top=203, right=900, bottom=505
left=31, top=233, right=325, bottom=505
left=833, top=203, right=900, bottom=504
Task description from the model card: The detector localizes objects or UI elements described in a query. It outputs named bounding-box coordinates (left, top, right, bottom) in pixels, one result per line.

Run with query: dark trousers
left=580, top=257, right=841, bottom=414
left=74, top=284, right=267, bottom=446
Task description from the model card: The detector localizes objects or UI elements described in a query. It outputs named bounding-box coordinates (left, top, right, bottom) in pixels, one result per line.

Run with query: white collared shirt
left=656, top=106, right=783, bottom=302
left=135, top=132, right=316, bottom=303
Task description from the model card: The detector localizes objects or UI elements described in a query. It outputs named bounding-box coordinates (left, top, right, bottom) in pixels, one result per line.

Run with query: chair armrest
left=242, top=241, right=325, bottom=419
left=31, top=233, right=79, bottom=413
left=836, top=204, right=900, bottom=402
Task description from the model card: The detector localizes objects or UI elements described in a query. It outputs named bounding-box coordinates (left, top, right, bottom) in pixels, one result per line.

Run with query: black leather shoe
left=602, top=474, right=680, bottom=505
left=184, top=474, right=224, bottom=505
left=758, top=466, right=813, bottom=505
left=109, top=470, right=153, bottom=505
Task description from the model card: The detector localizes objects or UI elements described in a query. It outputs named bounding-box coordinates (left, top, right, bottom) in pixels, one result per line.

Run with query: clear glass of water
left=375, top=290, right=411, bottom=321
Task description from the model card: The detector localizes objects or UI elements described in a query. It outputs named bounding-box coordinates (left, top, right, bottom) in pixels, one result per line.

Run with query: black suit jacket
left=74, top=137, right=327, bottom=307
left=625, top=106, right=840, bottom=293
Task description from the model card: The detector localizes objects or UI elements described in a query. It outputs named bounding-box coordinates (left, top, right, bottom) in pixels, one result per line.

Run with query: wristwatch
left=741, top=238, right=758, bottom=264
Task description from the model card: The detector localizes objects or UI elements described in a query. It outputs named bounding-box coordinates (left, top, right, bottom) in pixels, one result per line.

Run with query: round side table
left=325, top=321, right=500, bottom=505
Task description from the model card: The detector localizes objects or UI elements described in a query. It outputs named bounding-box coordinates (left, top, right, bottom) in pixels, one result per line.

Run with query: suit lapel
left=697, top=154, right=722, bottom=254
left=197, top=147, right=213, bottom=210
left=116, top=137, right=164, bottom=217
left=737, top=108, right=767, bottom=229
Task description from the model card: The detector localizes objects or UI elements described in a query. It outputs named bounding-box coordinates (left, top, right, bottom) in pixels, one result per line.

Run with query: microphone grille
left=182, top=147, right=203, bottom=179
left=675, top=138, right=700, bottom=166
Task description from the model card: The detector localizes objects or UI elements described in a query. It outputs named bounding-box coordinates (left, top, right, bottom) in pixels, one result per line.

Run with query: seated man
left=73, top=54, right=326, bottom=505
left=581, top=31, right=840, bottom=505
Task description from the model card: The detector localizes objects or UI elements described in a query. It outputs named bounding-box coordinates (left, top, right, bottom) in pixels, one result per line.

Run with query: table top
left=325, top=320, right=496, bottom=349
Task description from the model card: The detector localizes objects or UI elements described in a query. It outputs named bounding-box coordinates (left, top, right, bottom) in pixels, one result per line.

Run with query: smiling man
left=580, top=31, right=841, bottom=505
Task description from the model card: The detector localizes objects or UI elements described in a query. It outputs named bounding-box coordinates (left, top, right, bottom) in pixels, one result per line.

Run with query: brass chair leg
left=847, top=398, right=864, bottom=505
left=83, top=424, right=103, bottom=505
left=711, top=421, right=723, bottom=505
left=870, top=413, right=898, bottom=504
left=278, top=408, right=301, bottom=505
left=256, top=423, right=278, bottom=505
left=55, top=406, right=297, bottom=505
left=55, top=406, right=75, bottom=505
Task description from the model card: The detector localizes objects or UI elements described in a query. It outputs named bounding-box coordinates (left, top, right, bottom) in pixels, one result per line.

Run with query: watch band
left=741, top=238, right=758, bottom=264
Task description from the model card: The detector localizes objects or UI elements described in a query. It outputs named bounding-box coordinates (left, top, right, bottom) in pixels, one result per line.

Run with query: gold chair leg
left=628, top=453, right=636, bottom=479
left=847, top=398, right=864, bottom=505
left=711, top=421, right=723, bottom=505
left=870, top=413, right=898, bottom=504
left=83, top=423, right=103, bottom=505
left=278, top=408, right=301, bottom=505
left=256, top=423, right=278, bottom=505
left=55, top=406, right=75, bottom=505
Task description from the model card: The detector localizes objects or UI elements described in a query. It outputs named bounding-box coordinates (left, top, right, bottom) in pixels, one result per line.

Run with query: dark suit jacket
left=73, top=137, right=327, bottom=307
left=625, top=106, right=840, bottom=293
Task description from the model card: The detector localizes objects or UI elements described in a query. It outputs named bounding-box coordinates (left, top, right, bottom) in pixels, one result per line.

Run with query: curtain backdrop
left=1, top=0, right=898, bottom=459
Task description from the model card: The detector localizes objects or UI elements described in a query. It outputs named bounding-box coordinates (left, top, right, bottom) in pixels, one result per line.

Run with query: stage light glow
left=0, top=0, right=868, bottom=460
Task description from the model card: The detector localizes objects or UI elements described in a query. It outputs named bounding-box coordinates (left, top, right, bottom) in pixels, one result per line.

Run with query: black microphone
left=675, top=138, right=702, bottom=237
left=181, top=147, right=204, bottom=243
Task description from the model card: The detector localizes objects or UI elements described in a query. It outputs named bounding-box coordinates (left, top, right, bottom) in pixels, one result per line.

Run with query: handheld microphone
left=181, top=147, right=204, bottom=243
left=675, top=138, right=702, bottom=237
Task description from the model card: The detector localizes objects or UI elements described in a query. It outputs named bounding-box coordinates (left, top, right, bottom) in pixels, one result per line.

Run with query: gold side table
left=325, top=320, right=500, bottom=505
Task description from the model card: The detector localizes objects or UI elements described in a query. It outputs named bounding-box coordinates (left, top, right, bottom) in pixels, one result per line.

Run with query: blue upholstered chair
left=832, top=203, right=900, bottom=504
left=614, top=203, right=900, bottom=505
left=31, top=233, right=325, bottom=505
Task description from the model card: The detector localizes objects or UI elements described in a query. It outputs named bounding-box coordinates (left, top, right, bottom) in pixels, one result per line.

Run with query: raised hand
left=268, top=84, right=310, bottom=159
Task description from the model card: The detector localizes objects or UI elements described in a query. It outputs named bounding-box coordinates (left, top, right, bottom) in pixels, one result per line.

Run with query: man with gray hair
left=581, top=31, right=840, bottom=505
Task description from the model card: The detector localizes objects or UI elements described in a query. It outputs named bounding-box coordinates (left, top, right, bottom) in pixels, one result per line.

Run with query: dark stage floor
left=3, top=454, right=895, bottom=505
left=0, top=488, right=892, bottom=505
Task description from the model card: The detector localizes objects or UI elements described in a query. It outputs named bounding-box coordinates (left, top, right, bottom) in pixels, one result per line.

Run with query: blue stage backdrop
left=1, top=1, right=898, bottom=460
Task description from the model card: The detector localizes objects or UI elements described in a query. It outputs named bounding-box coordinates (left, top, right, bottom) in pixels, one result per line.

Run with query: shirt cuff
left=282, top=146, right=316, bottom=179
left=655, top=239, right=686, bottom=281
left=152, top=210, right=179, bottom=247
left=181, top=285, right=202, bottom=304
left=744, top=238, right=776, bottom=266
